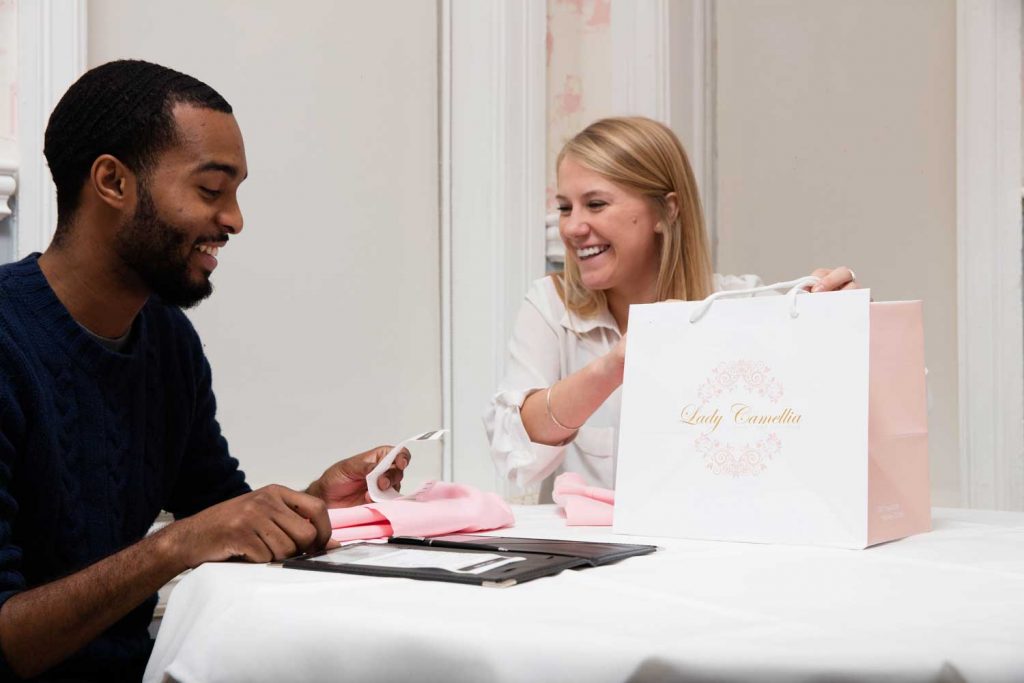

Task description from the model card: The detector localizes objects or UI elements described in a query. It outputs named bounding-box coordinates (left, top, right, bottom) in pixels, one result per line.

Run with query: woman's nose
left=562, top=213, right=590, bottom=239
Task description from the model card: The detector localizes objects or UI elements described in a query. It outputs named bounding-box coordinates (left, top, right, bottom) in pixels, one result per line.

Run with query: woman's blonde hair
left=554, top=116, right=714, bottom=318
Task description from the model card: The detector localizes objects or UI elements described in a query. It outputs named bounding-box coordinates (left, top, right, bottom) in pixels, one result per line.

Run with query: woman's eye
left=556, top=205, right=571, bottom=215
left=587, top=201, right=606, bottom=210
left=200, top=187, right=221, bottom=198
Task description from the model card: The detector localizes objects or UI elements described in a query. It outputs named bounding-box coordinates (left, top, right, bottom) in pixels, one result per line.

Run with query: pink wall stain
left=546, top=0, right=612, bottom=209
left=556, top=0, right=586, bottom=15
left=555, top=75, right=583, bottom=117
left=587, top=0, right=611, bottom=28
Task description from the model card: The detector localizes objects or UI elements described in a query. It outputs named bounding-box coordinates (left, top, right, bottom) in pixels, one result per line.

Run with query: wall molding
left=611, top=0, right=671, bottom=123
left=445, top=0, right=547, bottom=492
left=439, top=1, right=453, bottom=483
left=16, top=0, right=87, bottom=258
left=611, top=0, right=717, bottom=260
left=956, top=0, right=1024, bottom=510
left=0, top=160, right=14, bottom=220
left=673, top=0, right=716, bottom=263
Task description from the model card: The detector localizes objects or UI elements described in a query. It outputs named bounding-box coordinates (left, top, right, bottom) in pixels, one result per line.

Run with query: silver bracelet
left=546, top=383, right=581, bottom=432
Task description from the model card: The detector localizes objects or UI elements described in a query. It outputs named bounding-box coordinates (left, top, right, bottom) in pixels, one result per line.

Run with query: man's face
left=114, top=103, right=248, bottom=308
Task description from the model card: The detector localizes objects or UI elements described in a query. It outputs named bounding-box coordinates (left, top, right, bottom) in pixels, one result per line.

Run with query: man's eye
left=200, top=187, right=221, bottom=198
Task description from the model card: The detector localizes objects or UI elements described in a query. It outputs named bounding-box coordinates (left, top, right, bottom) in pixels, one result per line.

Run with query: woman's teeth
left=196, top=244, right=219, bottom=257
left=577, top=245, right=610, bottom=260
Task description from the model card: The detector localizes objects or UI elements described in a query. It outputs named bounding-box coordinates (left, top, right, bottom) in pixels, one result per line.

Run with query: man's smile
left=193, top=238, right=228, bottom=272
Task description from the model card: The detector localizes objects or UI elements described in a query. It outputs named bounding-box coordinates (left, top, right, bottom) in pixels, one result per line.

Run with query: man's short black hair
left=44, top=59, right=233, bottom=243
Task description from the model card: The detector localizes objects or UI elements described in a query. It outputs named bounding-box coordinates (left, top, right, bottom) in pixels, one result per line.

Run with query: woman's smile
left=576, top=244, right=611, bottom=260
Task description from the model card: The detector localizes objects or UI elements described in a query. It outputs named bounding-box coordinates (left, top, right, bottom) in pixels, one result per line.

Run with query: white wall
left=714, top=0, right=960, bottom=505
left=89, top=0, right=443, bottom=490
left=0, top=1, right=17, bottom=264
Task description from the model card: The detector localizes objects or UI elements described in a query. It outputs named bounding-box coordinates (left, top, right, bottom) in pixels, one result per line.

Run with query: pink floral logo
left=695, top=433, right=782, bottom=477
left=683, top=361, right=796, bottom=478
left=698, top=360, right=783, bottom=404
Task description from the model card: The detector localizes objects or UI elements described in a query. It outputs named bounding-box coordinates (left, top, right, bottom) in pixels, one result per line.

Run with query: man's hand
left=0, top=484, right=331, bottom=678
left=164, top=485, right=332, bottom=568
left=305, top=445, right=411, bottom=508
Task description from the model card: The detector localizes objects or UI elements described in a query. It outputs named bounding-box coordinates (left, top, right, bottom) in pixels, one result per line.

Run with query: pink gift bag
left=865, top=300, right=931, bottom=546
left=614, top=279, right=930, bottom=549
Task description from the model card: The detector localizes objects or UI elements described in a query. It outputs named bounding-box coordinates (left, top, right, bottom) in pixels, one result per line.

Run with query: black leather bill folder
left=283, top=535, right=656, bottom=587
left=392, top=534, right=657, bottom=567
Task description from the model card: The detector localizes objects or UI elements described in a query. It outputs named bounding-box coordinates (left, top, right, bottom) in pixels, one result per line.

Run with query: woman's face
left=556, top=155, right=662, bottom=297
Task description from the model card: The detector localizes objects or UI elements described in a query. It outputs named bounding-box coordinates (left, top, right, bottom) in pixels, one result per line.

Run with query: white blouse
left=482, top=273, right=762, bottom=501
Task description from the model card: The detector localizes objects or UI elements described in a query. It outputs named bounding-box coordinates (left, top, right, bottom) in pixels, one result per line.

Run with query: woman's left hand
left=808, top=266, right=859, bottom=292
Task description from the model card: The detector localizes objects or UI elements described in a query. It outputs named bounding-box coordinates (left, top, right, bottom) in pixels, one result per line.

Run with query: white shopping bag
left=613, top=277, right=930, bottom=549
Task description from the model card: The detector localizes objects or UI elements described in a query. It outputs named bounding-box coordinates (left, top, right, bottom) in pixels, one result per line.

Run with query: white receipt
left=366, top=429, right=448, bottom=502
left=311, top=544, right=525, bottom=575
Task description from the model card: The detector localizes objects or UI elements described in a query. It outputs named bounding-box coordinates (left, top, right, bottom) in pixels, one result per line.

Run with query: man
left=0, top=60, right=408, bottom=681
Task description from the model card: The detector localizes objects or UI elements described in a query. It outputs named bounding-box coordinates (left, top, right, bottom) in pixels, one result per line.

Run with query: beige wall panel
left=715, top=0, right=959, bottom=505
left=89, top=0, right=442, bottom=490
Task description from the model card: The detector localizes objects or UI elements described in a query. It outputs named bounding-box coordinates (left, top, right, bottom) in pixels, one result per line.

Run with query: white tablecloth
left=144, top=506, right=1024, bottom=682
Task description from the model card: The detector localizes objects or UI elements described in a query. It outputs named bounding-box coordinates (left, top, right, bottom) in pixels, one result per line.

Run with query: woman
left=483, top=116, right=856, bottom=500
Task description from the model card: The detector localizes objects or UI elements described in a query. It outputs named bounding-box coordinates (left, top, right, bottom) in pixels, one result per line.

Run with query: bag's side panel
left=867, top=301, right=931, bottom=546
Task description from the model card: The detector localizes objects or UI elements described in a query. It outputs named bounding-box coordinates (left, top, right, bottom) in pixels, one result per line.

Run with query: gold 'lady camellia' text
left=679, top=404, right=803, bottom=433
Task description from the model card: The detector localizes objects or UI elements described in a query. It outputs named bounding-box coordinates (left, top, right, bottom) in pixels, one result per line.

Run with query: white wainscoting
left=15, top=0, right=87, bottom=259
left=612, top=0, right=715, bottom=253
left=444, top=0, right=548, bottom=493
left=956, top=0, right=1024, bottom=510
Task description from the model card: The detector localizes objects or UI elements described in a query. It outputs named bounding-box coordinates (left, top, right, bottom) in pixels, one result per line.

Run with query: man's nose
left=219, top=201, right=244, bottom=235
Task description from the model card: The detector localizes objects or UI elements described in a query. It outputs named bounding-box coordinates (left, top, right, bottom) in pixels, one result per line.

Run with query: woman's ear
left=664, top=192, right=679, bottom=225
left=90, top=154, right=135, bottom=212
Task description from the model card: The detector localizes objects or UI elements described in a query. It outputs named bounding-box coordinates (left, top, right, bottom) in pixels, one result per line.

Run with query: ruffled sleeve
left=483, top=280, right=570, bottom=490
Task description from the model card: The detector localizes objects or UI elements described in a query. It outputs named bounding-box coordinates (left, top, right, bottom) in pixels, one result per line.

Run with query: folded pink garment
left=553, top=472, right=614, bottom=526
left=328, top=481, right=515, bottom=543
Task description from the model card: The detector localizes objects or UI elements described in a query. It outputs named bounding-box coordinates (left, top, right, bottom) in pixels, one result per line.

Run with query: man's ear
left=90, top=154, right=135, bottom=212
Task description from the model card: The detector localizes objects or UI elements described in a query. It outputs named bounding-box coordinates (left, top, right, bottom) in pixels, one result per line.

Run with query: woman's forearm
left=520, top=354, right=622, bottom=446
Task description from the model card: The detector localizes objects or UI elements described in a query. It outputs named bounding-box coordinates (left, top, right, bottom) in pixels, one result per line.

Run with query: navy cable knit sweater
left=0, top=254, right=251, bottom=681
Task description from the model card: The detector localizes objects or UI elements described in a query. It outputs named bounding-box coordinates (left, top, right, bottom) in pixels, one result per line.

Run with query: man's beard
left=114, top=185, right=214, bottom=309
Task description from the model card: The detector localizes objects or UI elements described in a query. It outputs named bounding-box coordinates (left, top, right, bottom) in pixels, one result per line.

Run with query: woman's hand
left=599, top=333, right=628, bottom=386
left=808, top=266, right=859, bottom=292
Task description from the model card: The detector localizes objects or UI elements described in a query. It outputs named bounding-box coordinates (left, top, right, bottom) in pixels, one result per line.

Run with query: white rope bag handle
left=688, top=275, right=821, bottom=324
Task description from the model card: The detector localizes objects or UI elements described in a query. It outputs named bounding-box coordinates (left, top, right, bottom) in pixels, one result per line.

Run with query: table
left=144, top=506, right=1024, bottom=682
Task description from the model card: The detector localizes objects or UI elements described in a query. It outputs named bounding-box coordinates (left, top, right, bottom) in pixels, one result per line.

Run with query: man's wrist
left=150, top=522, right=193, bottom=574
